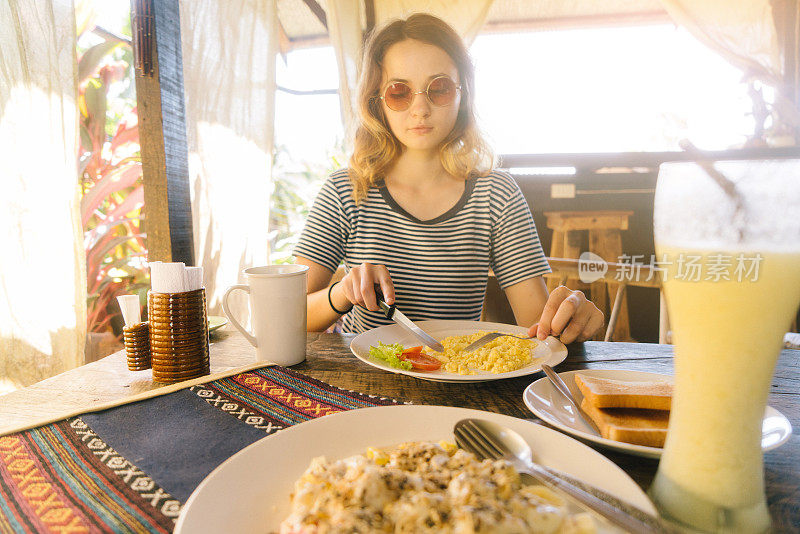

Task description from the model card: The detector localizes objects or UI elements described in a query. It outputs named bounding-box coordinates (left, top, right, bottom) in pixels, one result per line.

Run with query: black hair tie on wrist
left=328, top=281, right=353, bottom=315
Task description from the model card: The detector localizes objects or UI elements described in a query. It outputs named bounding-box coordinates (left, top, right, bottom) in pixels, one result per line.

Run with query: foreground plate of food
left=350, top=319, right=567, bottom=382
left=175, top=405, right=655, bottom=534
left=524, top=369, right=792, bottom=459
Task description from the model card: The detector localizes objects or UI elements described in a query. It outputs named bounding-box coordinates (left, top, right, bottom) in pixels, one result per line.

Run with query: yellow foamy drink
left=650, top=245, right=800, bottom=532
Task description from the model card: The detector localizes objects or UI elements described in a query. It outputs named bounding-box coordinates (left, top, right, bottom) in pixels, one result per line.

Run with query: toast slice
left=574, top=373, right=673, bottom=411
left=580, top=398, right=669, bottom=448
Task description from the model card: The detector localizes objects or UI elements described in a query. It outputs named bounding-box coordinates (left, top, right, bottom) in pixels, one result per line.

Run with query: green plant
left=269, top=142, right=347, bottom=264
left=77, top=4, right=148, bottom=334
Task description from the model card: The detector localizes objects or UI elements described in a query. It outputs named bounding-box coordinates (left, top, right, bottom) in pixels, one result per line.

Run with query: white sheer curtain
left=179, top=0, right=279, bottom=322
left=0, top=0, right=86, bottom=391
left=659, top=0, right=782, bottom=83
left=327, top=0, right=362, bottom=145
left=659, top=0, right=799, bottom=140
left=327, top=0, right=495, bottom=142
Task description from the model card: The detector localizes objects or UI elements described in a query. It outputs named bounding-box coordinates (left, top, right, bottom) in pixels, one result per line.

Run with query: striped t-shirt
left=293, top=168, right=550, bottom=333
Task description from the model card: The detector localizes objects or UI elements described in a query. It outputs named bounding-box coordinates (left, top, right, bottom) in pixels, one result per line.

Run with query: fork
left=454, top=419, right=673, bottom=533
left=462, top=332, right=534, bottom=352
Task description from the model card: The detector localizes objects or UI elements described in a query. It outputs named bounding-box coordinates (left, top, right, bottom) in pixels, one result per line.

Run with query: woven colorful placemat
left=0, top=366, right=401, bottom=533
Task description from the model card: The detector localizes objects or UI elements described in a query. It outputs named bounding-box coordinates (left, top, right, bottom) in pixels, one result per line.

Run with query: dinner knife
left=373, top=289, right=445, bottom=353
left=541, top=364, right=602, bottom=436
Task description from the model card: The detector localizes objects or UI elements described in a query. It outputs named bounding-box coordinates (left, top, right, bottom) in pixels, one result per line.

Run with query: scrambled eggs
left=280, top=441, right=595, bottom=534
left=430, top=331, right=539, bottom=375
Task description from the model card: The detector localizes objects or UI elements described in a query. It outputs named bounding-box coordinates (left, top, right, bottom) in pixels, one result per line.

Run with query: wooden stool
left=544, top=210, right=634, bottom=342
left=545, top=258, right=669, bottom=343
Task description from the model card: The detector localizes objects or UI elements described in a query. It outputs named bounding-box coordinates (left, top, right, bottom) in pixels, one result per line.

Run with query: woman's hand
left=337, top=262, right=395, bottom=311
left=528, top=285, right=604, bottom=344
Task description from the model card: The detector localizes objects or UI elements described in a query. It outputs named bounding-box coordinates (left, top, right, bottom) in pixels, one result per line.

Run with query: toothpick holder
left=123, top=321, right=151, bottom=371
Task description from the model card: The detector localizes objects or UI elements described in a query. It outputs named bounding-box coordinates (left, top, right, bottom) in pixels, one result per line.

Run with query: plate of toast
left=523, top=369, right=792, bottom=458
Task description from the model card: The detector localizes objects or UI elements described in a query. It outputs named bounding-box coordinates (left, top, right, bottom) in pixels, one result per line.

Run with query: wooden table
left=296, top=333, right=800, bottom=531
left=1, top=329, right=797, bottom=530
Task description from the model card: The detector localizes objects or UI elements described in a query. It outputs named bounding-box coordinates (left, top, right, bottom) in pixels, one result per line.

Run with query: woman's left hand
left=528, top=285, right=604, bottom=344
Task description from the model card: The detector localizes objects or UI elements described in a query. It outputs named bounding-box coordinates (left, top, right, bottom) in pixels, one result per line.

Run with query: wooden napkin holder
left=146, top=289, right=210, bottom=384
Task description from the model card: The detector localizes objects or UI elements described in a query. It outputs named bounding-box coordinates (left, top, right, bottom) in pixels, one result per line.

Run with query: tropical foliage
left=269, top=143, right=346, bottom=264
left=77, top=4, right=148, bottom=335
left=75, top=2, right=345, bottom=335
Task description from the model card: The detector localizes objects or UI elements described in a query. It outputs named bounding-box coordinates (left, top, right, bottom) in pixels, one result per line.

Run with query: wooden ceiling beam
left=481, top=10, right=671, bottom=34
left=283, top=9, right=674, bottom=50
left=277, top=20, right=291, bottom=58
left=302, top=0, right=328, bottom=30
left=364, top=0, right=375, bottom=36
left=287, top=34, right=331, bottom=49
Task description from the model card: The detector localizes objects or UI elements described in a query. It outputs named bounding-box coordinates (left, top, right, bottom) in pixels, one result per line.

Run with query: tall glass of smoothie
left=650, top=159, right=800, bottom=532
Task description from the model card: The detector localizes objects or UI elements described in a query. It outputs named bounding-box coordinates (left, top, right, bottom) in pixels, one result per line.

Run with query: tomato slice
left=399, top=351, right=442, bottom=371
left=402, top=346, right=423, bottom=356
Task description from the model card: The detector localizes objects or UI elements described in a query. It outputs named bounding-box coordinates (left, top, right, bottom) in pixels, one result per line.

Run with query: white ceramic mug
left=222, top=265, right=308, bottom=365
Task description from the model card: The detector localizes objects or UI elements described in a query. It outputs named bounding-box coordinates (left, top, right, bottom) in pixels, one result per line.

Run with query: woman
left=294, top=14, right=603, bottom=343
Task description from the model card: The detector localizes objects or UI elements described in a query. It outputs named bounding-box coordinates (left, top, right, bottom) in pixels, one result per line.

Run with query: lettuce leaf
left=368, top=342, right=412, bottom=370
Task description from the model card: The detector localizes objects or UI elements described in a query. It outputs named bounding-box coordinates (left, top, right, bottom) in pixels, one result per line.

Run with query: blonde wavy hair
left=349, top=13, right=494, bottom=202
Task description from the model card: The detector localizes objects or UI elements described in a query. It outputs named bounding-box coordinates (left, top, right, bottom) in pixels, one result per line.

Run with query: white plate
left=350, top=319, right=568, bottom=382
left=523, top=369, right=793, bottom=459
left=175, top=405, right=655, bottom=534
